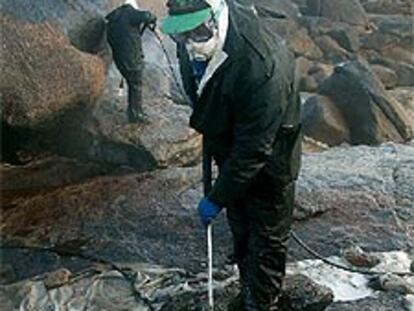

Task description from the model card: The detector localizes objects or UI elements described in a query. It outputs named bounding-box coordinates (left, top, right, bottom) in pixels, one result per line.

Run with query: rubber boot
left=127, top=105, right=148, bottom=123
left=228, top=260, right=248, bottom=311
left=127, top=82, right=148, bottom=123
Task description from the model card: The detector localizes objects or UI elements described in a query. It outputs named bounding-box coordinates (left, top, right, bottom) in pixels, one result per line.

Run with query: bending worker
left=161, top=0, right=302, bottom=310
left=106, top=4, right=157, bottom=123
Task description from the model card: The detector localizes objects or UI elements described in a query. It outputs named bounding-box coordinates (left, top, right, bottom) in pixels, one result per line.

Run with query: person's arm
left=129, top=9, right=156, bottom=29
left=207, top=70, right=284, bottom=207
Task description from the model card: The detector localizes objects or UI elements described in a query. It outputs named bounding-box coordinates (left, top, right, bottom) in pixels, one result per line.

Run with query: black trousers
left=121, top=68, right=143, bottom=114
left=126, top=77, right=142, bottom=113
left=226, top=174, right=295, bottom=311
left=111, top=51, right=144, bottom=115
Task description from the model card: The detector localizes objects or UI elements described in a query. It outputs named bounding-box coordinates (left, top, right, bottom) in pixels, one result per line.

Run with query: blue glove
left=197, top=198, right=222, bottom=226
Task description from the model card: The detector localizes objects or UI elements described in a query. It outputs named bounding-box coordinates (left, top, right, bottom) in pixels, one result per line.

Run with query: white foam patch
left=287, top=251, right=413, bottom=302
left=288, top=256, right=373, bottom=301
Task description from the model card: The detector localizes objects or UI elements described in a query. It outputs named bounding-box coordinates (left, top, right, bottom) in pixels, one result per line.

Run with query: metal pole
left=202, top=137, right=214, bottom=310
left=207, top=223, right=214, bottom=310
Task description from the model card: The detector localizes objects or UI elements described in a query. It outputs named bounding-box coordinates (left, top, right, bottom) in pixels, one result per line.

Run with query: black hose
left=150, top=29, right=190, bottom=104
left=290, top=231, right=413, bottom=276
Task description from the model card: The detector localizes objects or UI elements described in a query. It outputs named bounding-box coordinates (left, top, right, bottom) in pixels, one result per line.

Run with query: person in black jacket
left=106, top=4, right=157, bottom=123
left=161, top=0, right=302, bottom=310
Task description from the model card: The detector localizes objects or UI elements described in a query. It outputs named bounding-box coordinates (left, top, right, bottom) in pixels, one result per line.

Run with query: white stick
left=207, top=223, right=214, bottom=310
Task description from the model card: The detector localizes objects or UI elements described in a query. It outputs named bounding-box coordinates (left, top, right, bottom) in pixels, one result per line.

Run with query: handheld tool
left=203, top=138, right=214, bottom=310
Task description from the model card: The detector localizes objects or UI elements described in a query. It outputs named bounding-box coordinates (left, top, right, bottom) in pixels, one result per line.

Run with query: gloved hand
left=145, top=12, right=157, bottom=31
left=197, top=197, right=222, bottom=226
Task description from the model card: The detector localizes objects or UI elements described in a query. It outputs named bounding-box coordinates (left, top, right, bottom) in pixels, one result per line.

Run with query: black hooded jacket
left=106, top=4, right=153, bottom=73
left=178, top=0, right=302, bottom=207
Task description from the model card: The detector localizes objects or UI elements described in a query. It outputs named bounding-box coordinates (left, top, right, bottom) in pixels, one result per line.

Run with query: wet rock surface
left=2, top=144, right=413, bottom=280
left=292, top=143, right=414, bottom=260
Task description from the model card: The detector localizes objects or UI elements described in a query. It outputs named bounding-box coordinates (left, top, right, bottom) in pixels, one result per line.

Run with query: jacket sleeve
left=207, top=74, right=284, bottom=207
left=129, top=9, right=154, bottom=27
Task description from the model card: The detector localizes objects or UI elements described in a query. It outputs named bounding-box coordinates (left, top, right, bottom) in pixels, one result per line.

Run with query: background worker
left=106, top=4, right=157, bottom=123
left=161, top=0, right=302, bottom=310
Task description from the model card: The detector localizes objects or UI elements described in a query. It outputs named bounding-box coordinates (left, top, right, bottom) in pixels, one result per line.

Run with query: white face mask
left=185, top=0, right=228, bottom=61
left=185, top=30, right=220, bottom=61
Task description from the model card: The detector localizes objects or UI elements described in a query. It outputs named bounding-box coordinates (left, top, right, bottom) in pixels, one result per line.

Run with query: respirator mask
left=170, top=0, right=227, bottom=61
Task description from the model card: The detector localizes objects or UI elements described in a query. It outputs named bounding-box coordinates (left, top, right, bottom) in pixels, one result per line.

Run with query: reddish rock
left=0, top=14, right=105, bottom=129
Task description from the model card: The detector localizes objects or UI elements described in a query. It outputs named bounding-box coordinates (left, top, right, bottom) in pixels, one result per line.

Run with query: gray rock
left=296, top=57, right=314, bottom=92
left=254, top=0, right=301, bottom=20
left=77, top=63, right=201, bottom=169
left=302, top=95, right=350, bottom=146
left=342, top=246, right=380, bottom=268
left=299, top=76, right=320, bottom=92
left=319, top=61, right=412, bottom=144
left=381, top=47, right=414, bottom=68
left=291, top=143, right=414, bottom=262
left=327, top=292, right=410, bottom=310
left=372, top=64, right=398, bottom=89
left=370, top=14, right=414, bottom=41
left=387, top=88, right=414, bottom=135
left=43, top=269, right=72, bottom=290
left=306, top=0, right=369, bottom=28
left=296, top=57, right=331, bottom=92
left=296, top=143, right=414, bottom=221
left=369, top=274, right=414, bottom=295
left=361, top=0, right=413, bottom=16
left=291, top=28, right=324, bottom=60
left=278, top=274, right=334, bottom=310
left=368, top=56, right=414, bottom=87
left=327, top=27, right=360, bottom=52
left=361, top=15, right=414, bottom=66
left=262, top=16, right=323, bottom=60
left=314, top=35, right=353, bottom=62
left=308, top=63, right=334, bottom=85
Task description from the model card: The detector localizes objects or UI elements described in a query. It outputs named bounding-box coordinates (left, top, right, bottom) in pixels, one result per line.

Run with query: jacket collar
left=217, top=1, right=274, bottom=77
left=197, top=0, right=274, bottom=96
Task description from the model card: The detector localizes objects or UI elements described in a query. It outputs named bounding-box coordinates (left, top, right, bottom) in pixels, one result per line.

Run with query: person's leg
left=226, top=202, right=250, bottom=311
left=126, top=67, right=146, bottom=123
left=245, top=179, right=295, bottom=311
